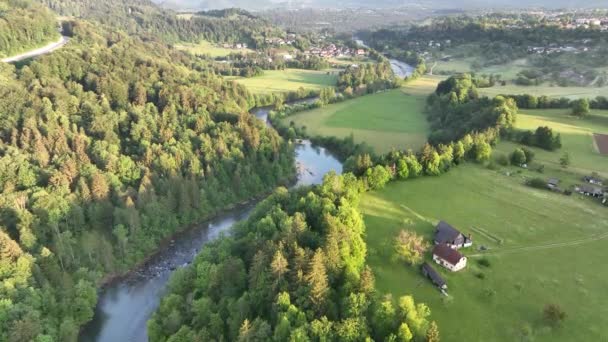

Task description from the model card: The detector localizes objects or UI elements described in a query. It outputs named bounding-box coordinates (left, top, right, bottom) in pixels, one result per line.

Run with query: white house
left=433, top=244, right=467, bottom=272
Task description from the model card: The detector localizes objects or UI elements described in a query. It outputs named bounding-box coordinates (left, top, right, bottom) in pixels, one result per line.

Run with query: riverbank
left=95, top=179, right=292, bottom=288
left=80, top=104, right=343, bottom=342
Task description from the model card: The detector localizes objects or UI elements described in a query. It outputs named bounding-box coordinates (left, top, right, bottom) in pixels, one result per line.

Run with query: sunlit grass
left=283, top=88, right=430, bottom=153
left=361, top=164, right=608, bottom=342
left=230, top=69, right=338, bottom=95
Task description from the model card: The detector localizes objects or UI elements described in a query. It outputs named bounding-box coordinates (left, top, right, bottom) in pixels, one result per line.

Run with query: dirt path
left=1, top=35, right=69, bottom=63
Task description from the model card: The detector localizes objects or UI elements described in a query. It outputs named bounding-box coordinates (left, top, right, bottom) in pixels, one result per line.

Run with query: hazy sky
left=153, top=0, right=608, bottom=10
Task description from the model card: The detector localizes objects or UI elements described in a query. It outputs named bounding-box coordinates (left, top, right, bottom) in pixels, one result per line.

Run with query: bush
left=478, top=258, right=491, bottom=268
left=475, top=272, right=486, bottom=279
left=496, top=153, right=510, bottom=166
left=510, top=148, right=526, bottom=165
left=527, top=177, right=548, bottom=190
left=571, top=98, right=590, bottom=117
left=543, top=303, right=566, bottom=327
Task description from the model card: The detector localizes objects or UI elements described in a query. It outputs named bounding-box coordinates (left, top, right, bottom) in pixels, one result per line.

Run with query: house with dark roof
left=434, top=221, right=472, bottom=249
left=576, top=184, right=604, bottom=198
left=421, top=262, right=447, bottom=290
left=583, top=175, right=604, bottom=186
left=433, top=244, right=467, bottom=272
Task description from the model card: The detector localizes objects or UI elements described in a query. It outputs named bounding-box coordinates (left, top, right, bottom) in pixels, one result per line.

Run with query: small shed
left=547, top=178, right=560, bottom=188
left=422, top=262, right=447, bottom=290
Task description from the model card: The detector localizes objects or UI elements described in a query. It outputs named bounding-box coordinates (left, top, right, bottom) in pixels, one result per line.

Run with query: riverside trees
left=148, top=173, right=438, bottom=341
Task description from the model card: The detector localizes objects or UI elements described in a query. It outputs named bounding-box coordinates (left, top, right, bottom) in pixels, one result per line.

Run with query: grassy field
left=479, top=83, right=608, bottom=99
left=402, top=75, right=444, bottom=96
left=494, top=108, right=608, bottom=178
left=360, top=164, right=608, bottom=342
left=282, top=87, right=430, bottom=153
left=230, top=69, right=338, bottom=95
left=175, top=40, right=253, bottom=58
left=432, top=58, right=531, bottom=80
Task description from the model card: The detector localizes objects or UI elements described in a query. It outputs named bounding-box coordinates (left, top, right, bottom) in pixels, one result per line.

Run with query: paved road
left=1, top=35, right=69, bottom=63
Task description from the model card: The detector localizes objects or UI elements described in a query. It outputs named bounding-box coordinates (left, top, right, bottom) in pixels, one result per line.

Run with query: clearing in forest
left=231, top=69, right=338, bottom=95
left=360, top=164, right=608, bottom=342
left=283, top=87, right=430, bottom=153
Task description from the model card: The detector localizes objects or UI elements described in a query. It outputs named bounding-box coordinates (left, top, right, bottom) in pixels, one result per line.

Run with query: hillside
left=0, top=0, right=59, bottom=57
left=0, top=13, right=295, bottom=342
left=36, top=0, right=279, bottom=45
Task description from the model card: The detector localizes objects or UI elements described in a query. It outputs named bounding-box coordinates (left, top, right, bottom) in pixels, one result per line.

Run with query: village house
left=583, top=175, right=604, bottom=186
left=421, top=262, right=447, bottom=290
left=433, top=244, right=467, bottom=272
left=434, top=221, right=472, bottom=249
left=576, top=184, right=605, bottom=198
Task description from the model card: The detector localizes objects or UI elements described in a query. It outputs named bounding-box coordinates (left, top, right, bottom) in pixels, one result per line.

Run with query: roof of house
left=584, top=176, right=603, bottom=182
left=579, top=184, right=604, bottom=194
left=435, top=221, right=462, bottom=243
left=422, top=262, right=446, bottom=287
left=548, top=178, right=560, bottom=185
left=433, top=244, right=465, bottom=265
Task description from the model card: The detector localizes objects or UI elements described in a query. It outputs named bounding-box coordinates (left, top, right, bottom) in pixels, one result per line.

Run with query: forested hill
left=36, top=0, right=280, bottom=46
left=0, top=17, right=294, bottom=341
left=0, top=0, right=59, bottom=57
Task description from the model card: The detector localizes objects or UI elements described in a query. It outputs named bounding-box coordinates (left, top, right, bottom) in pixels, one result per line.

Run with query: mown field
left=231, top=69, right=338, bottom=95
left=360, top=164, right=608, bottom=342
left=494, top=108, right=608, bottom=178
left=432, top=57, right=531, bottom=80
left=175, top=40, right=253, bottom=57
left=479, top=83, right=608, bottom=100
left=282, top=87, right=430, bottom=153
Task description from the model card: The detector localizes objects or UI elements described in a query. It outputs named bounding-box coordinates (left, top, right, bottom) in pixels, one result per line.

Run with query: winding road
left=1, top=35, right=69, bottom=63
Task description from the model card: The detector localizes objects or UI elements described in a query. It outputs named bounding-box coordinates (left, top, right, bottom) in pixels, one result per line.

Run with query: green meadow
left=231, top=69, right=338, bottom=95
left=494, top=108, right=608, bottom=178
left=432, top=57, right=531, bottom=80
left=282, top=87, right=430, bottom=153
left=360, top=164, right=608, bottom=342
left=479, top=83, right=608, bottom=100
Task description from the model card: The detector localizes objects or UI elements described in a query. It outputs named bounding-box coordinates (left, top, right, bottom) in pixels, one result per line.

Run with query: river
left=354, top=37, right=414, bottom=78
left=389, top=59, right=415, bottom=78
left=79, top=104, right=342, bottom=342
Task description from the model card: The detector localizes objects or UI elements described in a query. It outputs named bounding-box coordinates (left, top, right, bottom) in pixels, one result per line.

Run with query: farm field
left=175, top=40, right=253, bottom=57
left=401, top=75, right=443, bottom=96
left=479, top=83, right=608, bottom=99
left=493, top=108, right=608, bottom=178
left=360, top=164, right=608, bottom=342
left=282, top=87, right=430, bottom=153
left=231, top=69, right=338, bottom=95
left=432, top=57, right=531, bottom=80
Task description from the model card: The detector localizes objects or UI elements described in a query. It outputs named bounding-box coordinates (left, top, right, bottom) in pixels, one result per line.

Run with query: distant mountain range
left=153, top=0, right=608, bottom=11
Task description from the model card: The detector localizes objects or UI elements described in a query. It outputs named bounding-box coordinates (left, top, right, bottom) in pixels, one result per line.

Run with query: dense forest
left=0, top=0, right=59, bottom=57
left=36, top=0, right=281, bottom=46
left=0, top=16, right=295, bottom=342
left=426, top=74, right=518, bottom=144
left=149, top=173, right=439, bottom=341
